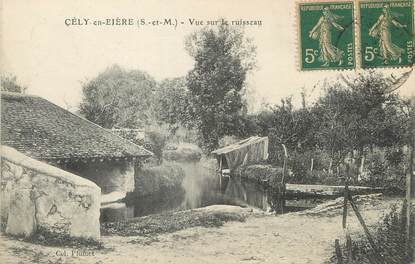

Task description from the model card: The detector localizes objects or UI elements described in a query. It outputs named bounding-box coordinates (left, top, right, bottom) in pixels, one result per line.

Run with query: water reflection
left=224, top=177, right=271, bottom=211
left=100, top=162, right=322, bottom=222
left=101, top=176, right=282, bottom=222
left=100, top=203, right=134, bottom=222
left=132, top=189, right=185, bottom=216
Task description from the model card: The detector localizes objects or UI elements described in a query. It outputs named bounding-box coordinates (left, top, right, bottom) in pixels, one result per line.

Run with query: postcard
left=1, top=0, right=414, bottom=263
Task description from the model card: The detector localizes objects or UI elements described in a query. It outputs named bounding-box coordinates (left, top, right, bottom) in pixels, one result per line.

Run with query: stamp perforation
left=295, top=0, right=414, bottom=71
left=296, top=0, right=356, bottom=71
left=357, top=0, right=414, bottom=69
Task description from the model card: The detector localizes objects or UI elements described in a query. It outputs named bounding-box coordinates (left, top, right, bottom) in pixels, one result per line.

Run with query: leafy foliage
left=332, top=202, right=414, bottom=264
left=1, top=74, right=26, bottom=93
left=249, top=71, right=410, bottom=186
left=79, top=64, right=157, bottom=128
left=185, top=24, right=256, bottom=151
left=154, top=77, right=192, bottom=130
left=254, top=97, right=318, bottom=163
left=144, top=126, right=168, bottom=164
left=76, top=50, right=410, bottom=188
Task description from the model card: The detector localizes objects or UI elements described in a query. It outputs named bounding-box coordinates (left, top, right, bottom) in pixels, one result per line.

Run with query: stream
left=100, top=162, right=328, bottom=222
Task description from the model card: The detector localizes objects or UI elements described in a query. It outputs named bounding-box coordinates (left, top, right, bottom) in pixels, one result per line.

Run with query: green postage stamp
left=298, top=1, right=355, bottom=70
left=359, top=0, right=414, bottom=68
left=297, top=0, right=414, bottom=70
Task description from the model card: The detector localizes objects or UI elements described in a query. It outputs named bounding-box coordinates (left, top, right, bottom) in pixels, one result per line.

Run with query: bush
left=131, top=164, right=185, bottom=197
left=288, top=152, right=312, bottom=183
left=163, top=143, right=202, bottom=162
left=167, top=126, right=200, bottom=145
left=359, top=149, right=407, bottom=190
left=233, top=164, right=284, bottom=187
left=218, top=135, right=242, bottom=148
left=144, top=126, right=168, bottom=164
left=332, top=201, right=414, bottom=264
left=302, top=170, right=342, bottom=185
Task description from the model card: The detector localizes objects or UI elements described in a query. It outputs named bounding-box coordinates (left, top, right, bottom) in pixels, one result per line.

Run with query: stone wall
left=0, top=146, right=101, bottom=240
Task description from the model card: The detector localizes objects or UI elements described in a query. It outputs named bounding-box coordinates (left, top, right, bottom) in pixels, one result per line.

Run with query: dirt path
left=0, top=196, right=400, bottom=264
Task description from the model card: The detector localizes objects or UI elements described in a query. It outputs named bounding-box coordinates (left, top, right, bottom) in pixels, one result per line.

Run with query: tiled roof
left=1, top=92, right=152, bottom=160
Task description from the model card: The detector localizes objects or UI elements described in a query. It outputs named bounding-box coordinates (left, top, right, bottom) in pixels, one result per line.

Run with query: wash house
left=1, top=92, right=152, bottom=194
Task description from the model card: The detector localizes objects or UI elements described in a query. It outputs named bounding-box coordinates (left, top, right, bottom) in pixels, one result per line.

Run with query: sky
left=1, top=0, right=414, bottom=112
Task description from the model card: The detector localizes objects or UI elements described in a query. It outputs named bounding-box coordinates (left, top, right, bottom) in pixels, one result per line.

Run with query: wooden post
left=348, top=196, right=383, bottom=264
left=335, top=239, right=343, bottom=264
left=342, top=164, right=350, bottom=229
left=281, top=144, right=288, bottom=184
left=343, top=163, right=354, bottom=263
left=359, top=155, right=365, bottom=181
left=310, top=158, right=314, bottom=172
left=281, top=144, right=288, bottom=214
left=406, top=101, right=415, bottom=259
left=219, top=156, right=223, bottom=192
left=346, top=234, right=353, bottom=263
left=342, top=184, right=349, bottom=229
left=406, top=141, right=414, bottom=259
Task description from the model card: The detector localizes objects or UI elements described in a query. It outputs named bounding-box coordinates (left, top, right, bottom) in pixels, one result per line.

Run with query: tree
left=314, top=84, right=358, bottom=172
left=250, top=71, right=409, bottom=183
left=153, top=77, right=192, bottom=131
left=314, top=71, right=408, bottom=176
left=1, top=74, right=26, bottom=93
left=79, top=64, right=157, bottom=128
left=255, top=97, right=318, bottom=163
left=185, top=23, right=256, bottom=151
left=346, top=72, right=406, bottom=149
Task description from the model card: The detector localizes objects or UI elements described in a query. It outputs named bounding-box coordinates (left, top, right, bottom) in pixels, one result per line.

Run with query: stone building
left=1, top=92, right=152, bottom=195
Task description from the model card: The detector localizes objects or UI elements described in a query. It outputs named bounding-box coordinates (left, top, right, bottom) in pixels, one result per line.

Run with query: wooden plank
left=284, top=199, right=318, bottom=208
left=285, top=184, right=383, bottom=199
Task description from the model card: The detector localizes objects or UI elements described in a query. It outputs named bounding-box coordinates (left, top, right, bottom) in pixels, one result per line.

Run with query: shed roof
left=211, top=136, right=268, bottom=155
left=211, top=136, right=269, bottom=171
left=1, top=92, right=152, bottom=160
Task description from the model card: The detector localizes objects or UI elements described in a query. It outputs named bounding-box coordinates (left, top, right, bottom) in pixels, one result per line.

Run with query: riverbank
left=0, top=195, right=401, bottom=264
left=101, top=205, right=253, bottom=236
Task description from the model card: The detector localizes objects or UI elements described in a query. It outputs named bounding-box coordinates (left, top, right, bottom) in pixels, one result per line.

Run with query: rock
left=1, top=146, right=101, bottom=240
left=192, top=204, right=255, bottom=215
left=0, top=161, right=24, bottom=221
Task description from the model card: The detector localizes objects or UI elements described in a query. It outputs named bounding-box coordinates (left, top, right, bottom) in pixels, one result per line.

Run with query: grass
left=101, top=208, right=247, bottom=236
left=331, top=200, right=414, bottom=264
left=3, top=226, right=103, bottom=249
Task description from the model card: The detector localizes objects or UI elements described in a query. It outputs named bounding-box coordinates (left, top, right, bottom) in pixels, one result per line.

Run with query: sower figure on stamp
left=309, top=6, right=344, bottom=67
left=369, top=4, right=406, bottom=65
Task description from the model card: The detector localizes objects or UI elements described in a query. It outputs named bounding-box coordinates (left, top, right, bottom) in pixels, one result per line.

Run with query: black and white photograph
left=0, top=0, right=414, bottom=263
